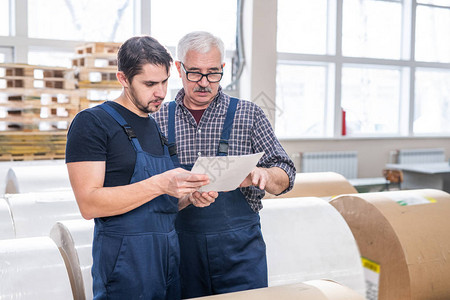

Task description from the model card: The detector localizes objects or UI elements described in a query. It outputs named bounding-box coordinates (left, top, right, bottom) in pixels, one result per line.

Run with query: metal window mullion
left=333, top=0, right=344, bottom=138
left=137, top=0, right=151, bottom=35
left=13, top=0, right=28, bottom=63
left=408, top=0, right=417, bottom=136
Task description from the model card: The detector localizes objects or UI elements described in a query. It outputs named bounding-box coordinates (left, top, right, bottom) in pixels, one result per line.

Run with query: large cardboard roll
left=50, top=219, right=95, bottom=300
left=5, top=164, right=71, bottom=194
left=264, top=172, right=357, bottom=199
left=330, top=189, right=450, bottom=300
left=260, top=197, right=366, bottom=296
left=0, top=197, right=14, bottom=239
left=0, top=236, right=73, bottom=299
left=5, top=190, right=81, bottom=238
left=189, top=279, right=365, bottom=300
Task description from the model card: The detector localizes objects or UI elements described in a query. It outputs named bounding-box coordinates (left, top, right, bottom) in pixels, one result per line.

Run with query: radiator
left=300, top=151, right=358, bottom=179
left=397, top=148, right=445, bottom=164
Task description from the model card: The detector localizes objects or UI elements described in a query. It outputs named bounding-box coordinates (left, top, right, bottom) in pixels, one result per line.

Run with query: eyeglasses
left=180, top=62, right=223, bottom=83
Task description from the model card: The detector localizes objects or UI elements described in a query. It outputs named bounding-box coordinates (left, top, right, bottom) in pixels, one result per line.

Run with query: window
left=28, top=0, right=134, bottom=42
left=150, top=0, right=237, bottom=52
left=0, top=0, right=9, bottom=36
left=276, top=0, right=450, bottom=138
left=276, top=63, right=329, bottom=138
left=342, top=0, right=402, bottom=59
left=414, top=69, right=450, bottom=134
left=341, top=66, right=401, bottom=135
left=2, top=0, right=238, bottom=81
left=150, top=0, right=237, bottom=95
left=415, top=2, right=450, bottom=63
left=0, top=47, right=13, bottom=63
left=277, top=0, right=328, bottom=55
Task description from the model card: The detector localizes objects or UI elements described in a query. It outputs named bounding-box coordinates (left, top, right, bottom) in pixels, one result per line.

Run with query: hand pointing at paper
left=240, top=166, right=290, bottom=196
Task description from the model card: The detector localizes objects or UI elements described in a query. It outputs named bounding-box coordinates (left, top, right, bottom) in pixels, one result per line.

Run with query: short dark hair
left=117, top=36, right=173, bottom=83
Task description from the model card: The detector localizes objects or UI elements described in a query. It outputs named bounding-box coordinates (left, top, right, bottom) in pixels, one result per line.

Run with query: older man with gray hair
left=153, top=31, right=296, bottom=298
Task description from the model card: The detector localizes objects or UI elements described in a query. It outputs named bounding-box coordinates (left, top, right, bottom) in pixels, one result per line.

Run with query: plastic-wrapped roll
left=5, top=190, right=82, bottom=238
left=0, top=197, right=14, bottom=239
left=190, top=279, right=365, bottom=299
left=260, top=197, right=366, bottom=296
left=330, top=189, right=450, bottom=300
left=50, top=219, right=95, bottom=300
left=5, top=164, right=71, bottom=194
left=0, top=236, right=73, bottom=299
left=264, top=172, right=357, bottom=199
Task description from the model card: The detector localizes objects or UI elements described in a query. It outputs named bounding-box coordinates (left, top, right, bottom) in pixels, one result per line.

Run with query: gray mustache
left=194, top=87, right=212, bottom=93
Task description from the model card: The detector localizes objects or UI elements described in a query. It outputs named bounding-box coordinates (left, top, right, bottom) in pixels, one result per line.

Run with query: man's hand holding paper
left=191, top=152, right=265, bottom=193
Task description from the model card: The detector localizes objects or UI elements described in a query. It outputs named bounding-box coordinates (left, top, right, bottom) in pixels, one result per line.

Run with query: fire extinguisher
left=341, top=108, right=346, bottom=136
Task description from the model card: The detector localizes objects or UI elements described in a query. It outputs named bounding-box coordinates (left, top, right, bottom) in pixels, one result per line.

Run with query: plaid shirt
left=152, top=87, right=296, bottom=212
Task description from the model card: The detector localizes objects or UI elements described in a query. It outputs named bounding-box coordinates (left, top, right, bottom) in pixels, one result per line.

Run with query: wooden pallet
left=77, top=81, right=121, bottom=89
left=79, top=98, right=106, bottom=110
left=1, top=108, right=78, bottom=119
left=0, top=63, right=75, bottom=78
left=75, top=67, right=118, bottom=83
left=0, top=153, right=65, bottom=161
left=0, top=118, right=72, bottom=132
left=0, top=88, right=80, bottom=103
left=0, top=132, right=66, bottom=161
left=72, top=55, right=117, bottom=68
left=0, top=101, right=80, bottom=110
left=1, top=78, right=75, bottom=90
left=75, top=42, right=121, bottom=56
left=0, top=63, right=76, bottom=90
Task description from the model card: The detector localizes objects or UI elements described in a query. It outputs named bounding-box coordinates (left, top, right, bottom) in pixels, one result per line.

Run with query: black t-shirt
left=65, top=101, right=164, bottom=187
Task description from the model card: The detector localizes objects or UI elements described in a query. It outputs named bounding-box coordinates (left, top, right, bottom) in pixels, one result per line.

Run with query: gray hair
left=177, top=31, right=225, bottom=63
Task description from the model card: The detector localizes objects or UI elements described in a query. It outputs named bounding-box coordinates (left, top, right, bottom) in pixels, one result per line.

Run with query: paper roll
left=260, top=197, right=366, bottom=296
left=189, top=279, right=365, bottom=300
left=264, top=172, right=357, bottom=199
left=0, top=236, right=73, bottom=299
left=50, top=219, right=95, bottom=300
left=0, top=197, right=14, bottom=239
left=304, top=280, right=366, bottom=300
left=0, top=159, right=64, bottom=196
left=330, top=189, right=450, bottom=300
left=5, top=190, right=82, bottom=238
left=5, top=164, right=71, bottom=194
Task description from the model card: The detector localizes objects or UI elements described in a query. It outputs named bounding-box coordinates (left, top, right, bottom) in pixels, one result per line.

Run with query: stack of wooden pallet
left=0, top=42, right=123, bottom=161
left=72, top=42, right=122, bottom=110
left=0, top=63, right=79, bottom=133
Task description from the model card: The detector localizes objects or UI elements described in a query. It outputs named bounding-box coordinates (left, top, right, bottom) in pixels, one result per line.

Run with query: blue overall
left=167, top=99, right=268, bottom=298
left=91, top=103, right=181, bottom=300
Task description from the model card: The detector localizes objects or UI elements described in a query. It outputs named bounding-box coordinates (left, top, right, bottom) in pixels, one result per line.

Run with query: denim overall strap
left=99, top=102, right=143, bottom=153
left=167, top=101, right=180, bottom=166
left=218, top=97, right=238, bottom=156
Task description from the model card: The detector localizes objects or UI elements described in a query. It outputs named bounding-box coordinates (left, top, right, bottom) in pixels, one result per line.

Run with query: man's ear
left=175, top=61, right=182, bottom=78
left=116, top=71, right=129, bottom=87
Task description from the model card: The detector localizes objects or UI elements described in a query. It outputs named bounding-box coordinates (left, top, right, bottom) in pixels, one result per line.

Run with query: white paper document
left=191, top=152, right=265, bottom=192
